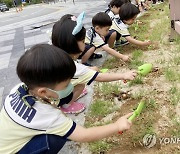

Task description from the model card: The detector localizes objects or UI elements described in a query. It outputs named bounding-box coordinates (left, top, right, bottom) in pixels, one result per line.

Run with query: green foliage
left=129, top=49, right=144, bottom=69
left=100, top=82, right=119, bottom=96
left=102, top=57, right=118, bottom=69
left=132, top=49, right=143, bottom=59
left=0, top=0, right=14, bottom=7
left=145, top=98, right=158, bottom=110
left=89, top=140, right=113, bottom=154
left=30, top=0, right=42, bottom=4
left=164, top=67, right=180, bottom=82
left=169, top=86, right=180, bottom=105
left=129, top=76, right=143, bottom=86
left=89, top=99, right=116, bottom=117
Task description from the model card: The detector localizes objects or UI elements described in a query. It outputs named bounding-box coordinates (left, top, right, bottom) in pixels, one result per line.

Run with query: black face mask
left=57, top=92, right=73, bottom=107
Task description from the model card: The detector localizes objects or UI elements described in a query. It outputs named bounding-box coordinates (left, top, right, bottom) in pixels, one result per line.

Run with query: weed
left=132, top=49, right=143, bottom=60
left=89, top=99, right=116, bottom=117
left=169, top=87, right=180, bottom=105
left=172, top=54, right=180, bottom=65
left=155, top=58, right=166, bottom=64
left=102, top=57, right=118, bottom=69
left=164, top=67, right=180, bottom=82
left=145, top=98, right=158, bottom=110
left=132, top=90, right=146, bottom=99
left=89, top=140, right=113, bottom=154
left=129, top=76, right=143, bottom=86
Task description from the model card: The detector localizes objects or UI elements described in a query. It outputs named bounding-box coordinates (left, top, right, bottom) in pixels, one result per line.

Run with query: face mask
left=48, top=83, right=74, bottom=100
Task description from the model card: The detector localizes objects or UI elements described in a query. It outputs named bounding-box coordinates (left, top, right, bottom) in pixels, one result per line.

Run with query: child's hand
left=143, top=40, right=152, bottom=46
left=123, top=70, right=137, bottom=80
left=89, top=66, right=99, bottom=72
left=122, top=55, right=129, bottom=62
left=115, top=112, right=133, bottom=132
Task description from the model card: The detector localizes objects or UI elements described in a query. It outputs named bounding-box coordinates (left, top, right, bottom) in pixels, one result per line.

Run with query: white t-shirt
left=71, top=61, right=99, bottom=86
left=110, top=19, right=130, bottom=37
left=0, top=83, right=76, bottom=154
left=85, top=27, right=106, bottom=48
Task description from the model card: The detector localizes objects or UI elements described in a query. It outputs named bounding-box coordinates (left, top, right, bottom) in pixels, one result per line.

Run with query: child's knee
left=74, top=84, right=85, bottom=91
left=86, top=46, right=96, bottom=55
left=110, top=32, right=117, bottom=39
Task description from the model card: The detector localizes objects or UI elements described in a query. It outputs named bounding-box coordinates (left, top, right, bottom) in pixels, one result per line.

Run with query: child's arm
left=102, top=44, right=129, bottom=61
left=95, top=70, right=137, bottom=82
left=68, top=112, right=132, bottom=142
left=125, top=36, right=151, bottom=46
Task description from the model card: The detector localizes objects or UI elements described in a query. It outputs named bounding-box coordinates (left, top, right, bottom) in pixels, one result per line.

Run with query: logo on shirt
left=9, top=92, right=36, bottom=123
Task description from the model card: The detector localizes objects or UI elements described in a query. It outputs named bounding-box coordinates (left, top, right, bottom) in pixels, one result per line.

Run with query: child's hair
left=17, top=44, right=76, bottom=89
left=109, top=0, right=129, bottom=8
left=52, top=14, right=86, bottom=54
left=92, top=12, right=112, bottom=27
left=119, top=3, right=140, bottom=21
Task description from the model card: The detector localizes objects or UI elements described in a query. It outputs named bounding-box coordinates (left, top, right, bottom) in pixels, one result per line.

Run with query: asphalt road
left=0, top=4, right=62, bottom=27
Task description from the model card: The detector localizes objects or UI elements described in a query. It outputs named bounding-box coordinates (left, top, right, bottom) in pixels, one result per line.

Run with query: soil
left=82, top=2, right=180, bottom=154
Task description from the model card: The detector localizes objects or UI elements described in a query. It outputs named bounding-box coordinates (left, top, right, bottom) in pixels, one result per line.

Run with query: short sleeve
left=85, top=28, right=106, bottom=48
left=92, top=35, right=106, bottom=48
left=110, top=19, right=130, bottom=37
left=71, top=62, right=99, bottom=86
left=46, top=117, right=76, bottom=138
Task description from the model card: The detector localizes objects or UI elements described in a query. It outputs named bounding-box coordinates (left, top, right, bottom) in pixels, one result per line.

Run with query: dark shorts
left=18, top=134, right=68, bottom=154
left=105, top=29, right=121, bottom=43
left=78, top=44, right=94, bottom=59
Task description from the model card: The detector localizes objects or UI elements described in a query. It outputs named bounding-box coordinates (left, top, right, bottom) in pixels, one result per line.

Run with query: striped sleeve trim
left=96, top=43, right=106, bottom=49
left=63, top=121, right=76, bottom=139
left=122, top=34, right=131, bottom=37
left=87, top=72, right=99, bottom=85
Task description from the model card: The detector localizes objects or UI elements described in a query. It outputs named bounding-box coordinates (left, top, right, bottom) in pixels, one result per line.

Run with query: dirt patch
left=82, top=2, right=180, bottom=154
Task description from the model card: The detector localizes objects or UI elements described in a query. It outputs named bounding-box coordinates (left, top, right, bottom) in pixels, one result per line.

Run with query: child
left=105, top=0, right=130, bottom=47
left=0, top=44, right=133, bottom=153
left=140, top=0, right=150, bottom=11
left=79, top=12, right=130, bottom=64
left=108, top=3, right=151, bottom=48
left=52, top=13, right=137, bottom=113
left=105, top=0, right=129, bottom=20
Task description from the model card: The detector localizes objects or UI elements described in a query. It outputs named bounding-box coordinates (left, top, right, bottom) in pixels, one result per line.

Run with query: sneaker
left=89, top=53, right=102, bottom=60
left=76, top=88, right=88, bottom=100
left=82, top=62, right=92, bottom=66
left=61, top=102, right=86, bottom=114
left=114, top=40, right=129, bottom=47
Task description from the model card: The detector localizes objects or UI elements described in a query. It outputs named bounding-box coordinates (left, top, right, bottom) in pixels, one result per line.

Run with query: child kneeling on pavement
left=0, top=44, right=133, bottom=154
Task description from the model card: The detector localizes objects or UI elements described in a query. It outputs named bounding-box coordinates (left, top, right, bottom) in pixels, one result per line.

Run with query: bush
left=0, top=0, right=14, bottom=7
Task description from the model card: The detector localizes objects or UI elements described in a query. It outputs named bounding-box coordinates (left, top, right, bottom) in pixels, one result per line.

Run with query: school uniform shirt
left=131, top=0, right=138, bottom=5
left=85, top=27, right=106, bottom=49
left=106, top=9, right=120, bottom=21
left=0, top=83, right=76, bottom=154
left=110, top=19, right=130, bottom=38
left=71, top=61, right=99, bottom=86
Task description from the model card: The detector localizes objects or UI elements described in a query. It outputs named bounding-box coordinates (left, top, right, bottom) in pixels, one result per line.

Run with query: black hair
left=92, top=12, right=112, bottom=27
left=119, top=3, right=140, bottom=21
left=17, top=44, right=76, bottom=89
left=52, top=14, right=86, bottom=54
left=109, top=0, right=129, bottom=8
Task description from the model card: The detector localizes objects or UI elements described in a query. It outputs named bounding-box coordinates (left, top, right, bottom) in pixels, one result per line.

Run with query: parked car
left=0, top=3, right=9, bottom=12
